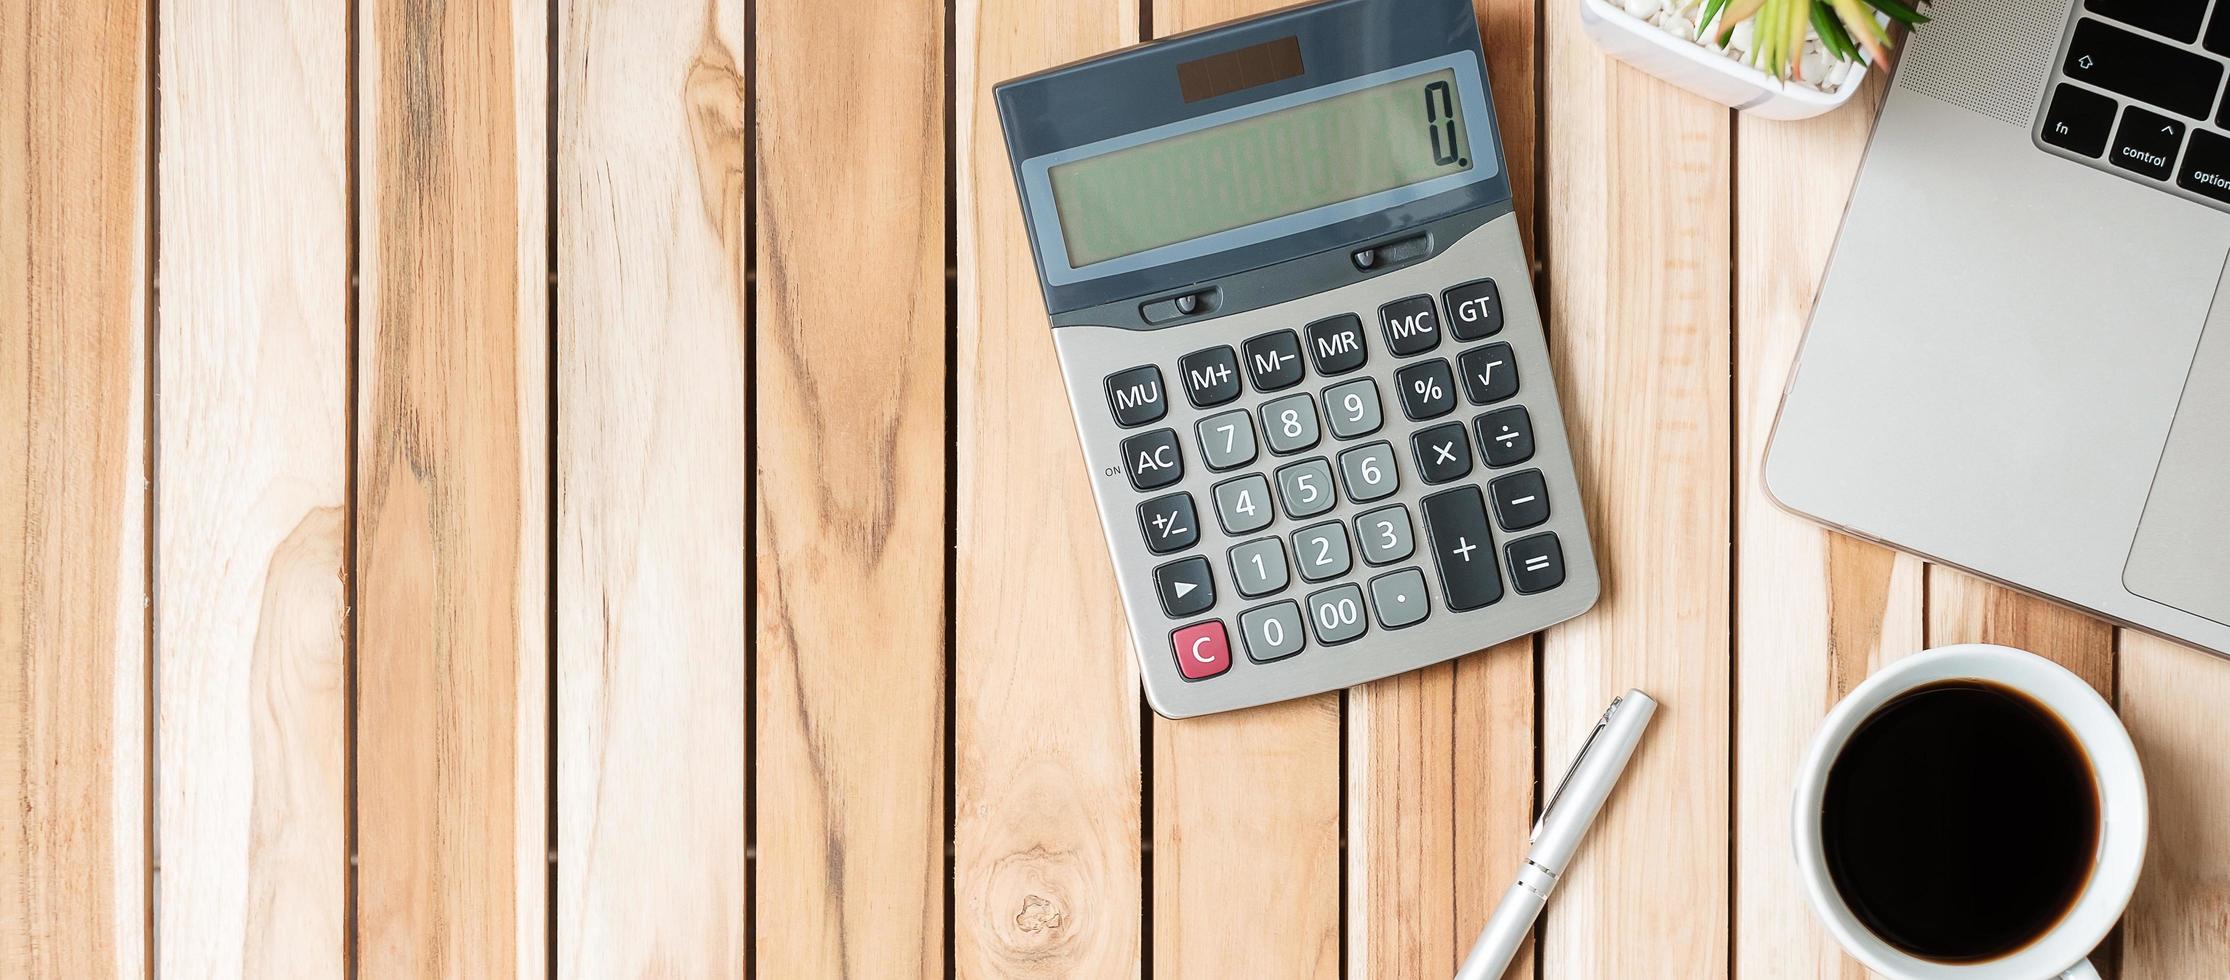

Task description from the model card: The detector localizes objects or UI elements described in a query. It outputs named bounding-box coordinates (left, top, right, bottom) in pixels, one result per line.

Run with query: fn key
left=1421, top=486, right=1503, bottom=611
left=2041, top=84, right=2115, bottom=159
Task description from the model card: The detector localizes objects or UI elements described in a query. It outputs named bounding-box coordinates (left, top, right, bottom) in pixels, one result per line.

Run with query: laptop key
left=2177, top=129, right=2230, bottom=203
left=2041, top=84, right=2116, bottom=158
left=2086, top=0, right=2207, bottom=43
left=2064, top=19, right=2222, bottom=121
left=2210, top=1, right=2230, bottom=58
left=2110, top=106, right=2184, bottom=180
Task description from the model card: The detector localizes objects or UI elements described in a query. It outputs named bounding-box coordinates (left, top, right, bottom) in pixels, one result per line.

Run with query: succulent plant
left=1698, top=0, right=1928, bottom=80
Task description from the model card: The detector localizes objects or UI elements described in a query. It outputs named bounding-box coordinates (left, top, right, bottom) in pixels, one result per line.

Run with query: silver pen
left=1454, top=690, right=1659, bottom=980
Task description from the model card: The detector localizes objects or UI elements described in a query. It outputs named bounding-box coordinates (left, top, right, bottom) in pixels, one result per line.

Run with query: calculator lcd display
left=1047, top=67, right=1473, bottom=268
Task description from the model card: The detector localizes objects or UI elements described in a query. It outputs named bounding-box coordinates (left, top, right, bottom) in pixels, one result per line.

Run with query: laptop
left=1767, top=0, right=2230, bottom=657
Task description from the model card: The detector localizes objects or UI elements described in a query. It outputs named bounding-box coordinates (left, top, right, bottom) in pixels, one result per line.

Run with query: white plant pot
left=1578, top=0, right=1870, bottom=120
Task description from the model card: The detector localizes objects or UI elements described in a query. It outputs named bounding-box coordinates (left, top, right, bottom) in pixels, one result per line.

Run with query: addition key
left=1421, top=486, right=1504, bottom=611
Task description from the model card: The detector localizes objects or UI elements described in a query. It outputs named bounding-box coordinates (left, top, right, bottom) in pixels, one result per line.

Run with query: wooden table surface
left=6, top=0, right=2228, bottom=977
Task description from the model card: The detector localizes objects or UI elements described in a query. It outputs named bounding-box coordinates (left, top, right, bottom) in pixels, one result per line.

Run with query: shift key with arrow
left=2064, top=19, right=2221, bottom=121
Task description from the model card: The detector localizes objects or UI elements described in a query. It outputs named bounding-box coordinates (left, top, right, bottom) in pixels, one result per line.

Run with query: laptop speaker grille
left=1895, top=0, right=2065, bottom=126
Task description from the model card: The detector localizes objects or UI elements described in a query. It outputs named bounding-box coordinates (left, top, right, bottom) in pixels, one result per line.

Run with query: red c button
left=1171, top=621, right=1231, bottom=680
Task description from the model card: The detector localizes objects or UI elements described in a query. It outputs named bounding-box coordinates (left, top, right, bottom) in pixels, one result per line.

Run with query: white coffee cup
left=1790, top=644, right=2147, bottom=980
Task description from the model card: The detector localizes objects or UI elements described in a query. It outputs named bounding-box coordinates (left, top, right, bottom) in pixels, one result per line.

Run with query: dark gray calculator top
left=994, top=0, right=1512, bottom=317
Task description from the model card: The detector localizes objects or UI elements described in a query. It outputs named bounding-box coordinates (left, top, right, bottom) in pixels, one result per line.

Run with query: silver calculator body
left=996, top=0, right=1598, bottom=718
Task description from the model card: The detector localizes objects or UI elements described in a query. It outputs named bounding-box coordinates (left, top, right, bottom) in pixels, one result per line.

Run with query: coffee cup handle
left=2059, top=958, right=2101, bottom=980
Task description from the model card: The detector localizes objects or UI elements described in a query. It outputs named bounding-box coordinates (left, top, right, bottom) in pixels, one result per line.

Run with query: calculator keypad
left=1411, top=422, right=1473, bottom=485
left=1057, top=219, right=1597, bottom=717
left=1306, top=584, right=1369, bottom=644
left=1444, top=279, right=1502, bottom=340
left=1180, top=346, right=1243, bottom=408
left=1476, top=406, right=1535, bottom=468
left=1105, top=365, right=1168, bottom=427
left=1122, top=428, right=1184, bottom=490
left=1155, top=556, right=1216, bottom=618
left=1139, top=492, right=1200, bottom=554
left=1239, top=601, right=1306, bottom=662
left=1354, top=505, right=1415, bottom=565
left=1196, top=410, right=1257, bottom=471
left=1275, top=458, right=1337, bottom=519
left=1380, top=295, right=1443, bottom=356
left=1421, top=485, right=1503, bottom=612
left=1292, top=521, right=1352, bottom=582
left=1261, top=394, right=1322, bottom=454
left=1243, top=330, right=1305, bottom=391
left=1323, top=379, right=1383, bottom=438
left=1212, top=474, right=1274, bottom=535
left=1306, top=314, right=1369, bottom=375
left=1459, top=342, right=1519, bottom=405
left=1368, top=567, right=1431, bottom=629
left=1395, top=359, right=1457, bottom=420
left=1228, top=537, right=1289, bottom=598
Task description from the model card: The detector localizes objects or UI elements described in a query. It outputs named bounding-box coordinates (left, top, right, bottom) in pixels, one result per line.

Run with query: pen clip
left=1532, top=695, right=1623, bottom=841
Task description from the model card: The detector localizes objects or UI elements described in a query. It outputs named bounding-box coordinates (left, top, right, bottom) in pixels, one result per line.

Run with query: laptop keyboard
left=2037, top=0, right=2230, bottom=209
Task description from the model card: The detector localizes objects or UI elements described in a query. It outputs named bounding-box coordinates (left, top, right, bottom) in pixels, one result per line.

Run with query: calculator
left=994, top=0, right=1598, bottom=718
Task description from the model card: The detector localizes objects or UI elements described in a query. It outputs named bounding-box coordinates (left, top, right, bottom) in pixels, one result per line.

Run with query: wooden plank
left=1451, top=640, right=1536, bottom=979
left=1538, top=12, right=1732, bottom=975
left=1351, top=1, right=1540, bottom=975
left=354, top=0, right=549, bottom=974
left=153, top=0, right=349, bottom=974
left=2118, top=631, right=2230, bottom=975
left=1731, top=79, right=1926, bottom=980
left=752, top=0, right=947, bottom=973
left=554, top=0, right=750, bottom=975
left=951, top=0, right=1142, bottom=976
left=1349, top=664, right=1457, bottom=979
left=1925, top=568, right=2113, bottom=693
left=0, top=3, right=150, bottom=977
left=1142, top=2, right=1342, bottom=976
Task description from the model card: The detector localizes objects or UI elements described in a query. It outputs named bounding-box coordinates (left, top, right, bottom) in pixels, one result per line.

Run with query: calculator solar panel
left=995, top=0, right=1598, bottom=717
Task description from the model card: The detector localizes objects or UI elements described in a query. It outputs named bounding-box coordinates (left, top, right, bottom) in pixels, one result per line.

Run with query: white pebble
left=1623, top=0, right=1661, bottom=19
left=1799, top=48, right=1828, bottom=82
left=1664, top=14, right=1696, bottom=40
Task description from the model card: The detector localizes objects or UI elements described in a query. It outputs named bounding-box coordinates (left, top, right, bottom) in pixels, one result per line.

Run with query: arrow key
left=1154, top=555, right=1217, bottom=617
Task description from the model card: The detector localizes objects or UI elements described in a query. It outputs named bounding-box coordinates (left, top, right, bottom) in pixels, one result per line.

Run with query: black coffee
left=1821, top=679, right=2099, bottom=962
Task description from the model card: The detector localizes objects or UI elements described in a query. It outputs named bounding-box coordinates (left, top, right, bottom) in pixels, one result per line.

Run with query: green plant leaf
left=1863, top=0, right=1929, bottom=26
left=1811, top=2, right=1860, bottom=62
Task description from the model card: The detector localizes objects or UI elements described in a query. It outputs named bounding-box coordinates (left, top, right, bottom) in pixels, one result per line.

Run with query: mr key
left=997, top=0, right=1600, bottom=716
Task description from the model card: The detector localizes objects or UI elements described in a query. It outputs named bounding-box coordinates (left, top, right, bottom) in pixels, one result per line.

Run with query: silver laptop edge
left=1766, top=0, right=2230, bottom=657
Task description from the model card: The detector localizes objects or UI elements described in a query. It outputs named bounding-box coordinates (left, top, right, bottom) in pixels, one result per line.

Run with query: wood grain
left=1350, top=2, right=1540, bottom=975
left=1140, top=1, right=1342, bottom=976
left=1731, top=78, right=1925, bottom=980
left=753, top=0, right=948, bottom=973
left=1349, top=664, right=1457, bottom=978
left=952, top=0, right=1143, bottom=976
left=1539, top=13, right=1732, bottom=976
left=0, top=3, right=150, bottom=977
left=2118, top=631, right=2230, bottom=975
left=555, top=0, right=750, bottom=976
left=355, top=0, right=549, bottom=974
left=154, top=0, right=349, bottom=974
left=1926, top=567, right=2114, bottom=694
